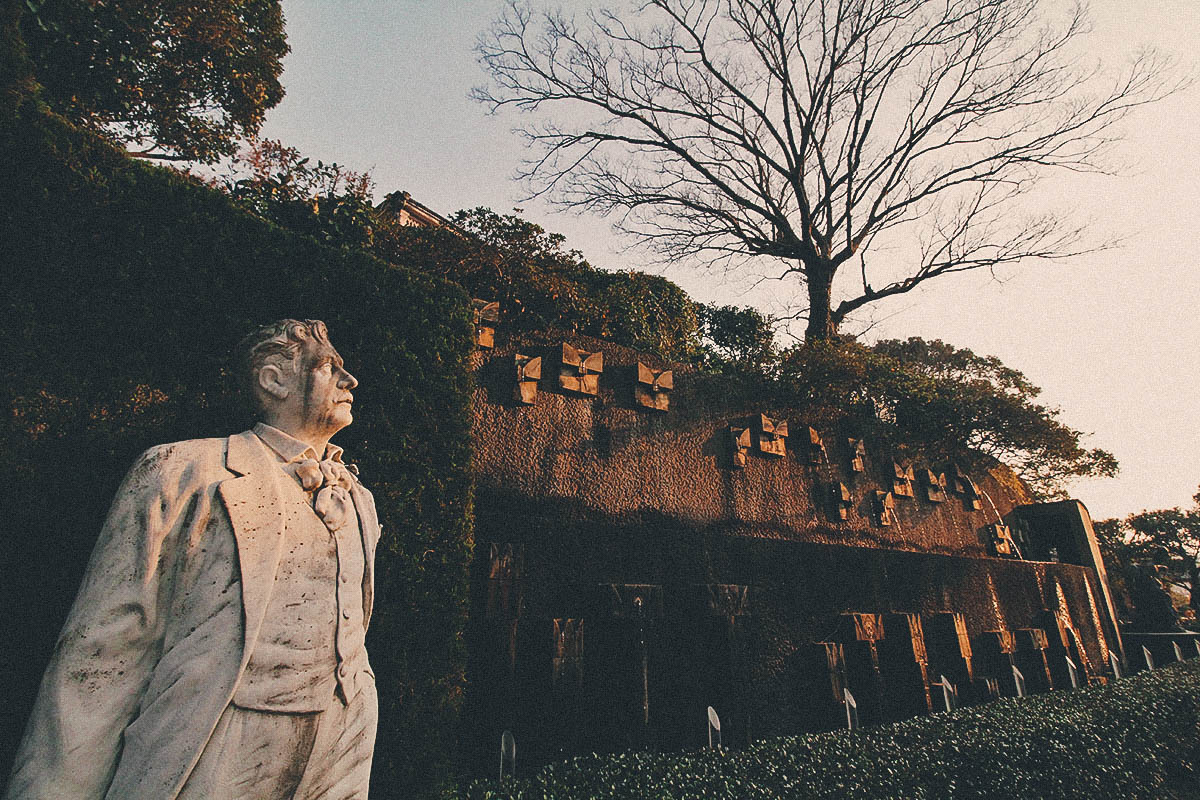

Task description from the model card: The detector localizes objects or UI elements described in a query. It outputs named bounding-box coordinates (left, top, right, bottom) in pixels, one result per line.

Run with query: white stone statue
left=6, top=319, right=381, bottom=800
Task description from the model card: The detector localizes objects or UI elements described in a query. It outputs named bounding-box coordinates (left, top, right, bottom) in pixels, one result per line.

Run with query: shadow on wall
left=462, top=486, right=1118, bottom=777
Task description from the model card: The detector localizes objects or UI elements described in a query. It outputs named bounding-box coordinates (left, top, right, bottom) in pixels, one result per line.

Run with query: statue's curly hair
left=233, top=319, right=331, bottom=414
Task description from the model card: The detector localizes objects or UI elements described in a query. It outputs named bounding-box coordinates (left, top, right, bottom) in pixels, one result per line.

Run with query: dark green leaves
left=460, top=661, right=1200, bottom=800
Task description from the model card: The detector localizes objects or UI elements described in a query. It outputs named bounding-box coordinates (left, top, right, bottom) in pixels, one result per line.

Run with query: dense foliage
left=767, top=338, right=1117, bottom=499
left=20, top=0, right=287, bottom=161
left=875, top=338, right=1118, bottom=497
left=0, top=101, right=473, bottom=798
left=214, top=137, right=377, bottom=248
left=460, top=660, right=1200, bottom=800
left=373, top=206, right=705, bottom=363
left=695, top=303, right=778, bottom=376
left=211, top=148, right=708, bottom=361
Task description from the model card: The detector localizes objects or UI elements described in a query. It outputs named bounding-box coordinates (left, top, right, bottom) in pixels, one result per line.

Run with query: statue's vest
left=232, top=467, right=368, bottom=711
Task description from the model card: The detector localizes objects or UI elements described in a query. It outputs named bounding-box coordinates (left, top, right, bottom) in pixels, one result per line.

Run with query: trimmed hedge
left=461, top=660, right=1200, bottom=800
left=0, top=101, right=474, bottom=798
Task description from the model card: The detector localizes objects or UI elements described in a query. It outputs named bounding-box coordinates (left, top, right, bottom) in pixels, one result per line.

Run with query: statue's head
left=234, top=319, right=358, bottom=440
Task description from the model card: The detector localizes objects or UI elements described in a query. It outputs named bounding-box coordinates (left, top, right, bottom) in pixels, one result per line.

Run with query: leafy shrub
left=695, top=303, right=778, bottom=377
left=459, top=661, right=1200, bottom=800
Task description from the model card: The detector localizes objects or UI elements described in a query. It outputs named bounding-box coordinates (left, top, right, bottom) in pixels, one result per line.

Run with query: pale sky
left=259, top=0, right=1200, bottom=522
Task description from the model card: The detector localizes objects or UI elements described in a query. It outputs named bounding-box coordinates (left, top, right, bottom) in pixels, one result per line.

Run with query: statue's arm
left=5, top=444, right=199, bottom=800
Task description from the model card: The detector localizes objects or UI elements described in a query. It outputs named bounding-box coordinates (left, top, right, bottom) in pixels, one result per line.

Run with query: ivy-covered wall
left=0, top=103, right=474, bottom=798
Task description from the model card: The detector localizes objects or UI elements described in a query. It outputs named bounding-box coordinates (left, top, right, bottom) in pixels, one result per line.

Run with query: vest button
left=342, top=608, right=351, bottom=620
left=339, top=664, right=348, bottom=678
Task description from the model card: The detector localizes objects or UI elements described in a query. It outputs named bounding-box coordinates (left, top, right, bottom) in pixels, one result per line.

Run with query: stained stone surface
left=464, top=332, right=1121, bottom=772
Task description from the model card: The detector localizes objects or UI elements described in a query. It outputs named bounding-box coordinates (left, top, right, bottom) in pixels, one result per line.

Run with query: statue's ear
left=258, top=363, right=290, bottom=401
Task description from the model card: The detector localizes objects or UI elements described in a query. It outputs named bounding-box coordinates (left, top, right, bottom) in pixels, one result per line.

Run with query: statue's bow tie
left=290, top=458, right=354, bottom=532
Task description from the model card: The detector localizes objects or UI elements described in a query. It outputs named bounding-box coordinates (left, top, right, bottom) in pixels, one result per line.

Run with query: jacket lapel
left=351, top=481, right=380, bottom=628
left=219, top=430, right=287, bottom=664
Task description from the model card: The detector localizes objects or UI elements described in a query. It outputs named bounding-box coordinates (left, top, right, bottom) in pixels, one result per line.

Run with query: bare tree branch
left=475, top=0, right=1182, bottom=340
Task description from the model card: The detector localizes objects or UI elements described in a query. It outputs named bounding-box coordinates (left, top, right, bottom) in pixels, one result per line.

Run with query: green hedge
left=461, top=660, right=1200, bottom=800
left=0, top=101, right=474, bottom=798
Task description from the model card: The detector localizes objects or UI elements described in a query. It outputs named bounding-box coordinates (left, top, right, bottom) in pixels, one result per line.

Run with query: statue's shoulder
left=123, top=435, right=237, bottom=491
left=135, top=435, right=230, bottom=467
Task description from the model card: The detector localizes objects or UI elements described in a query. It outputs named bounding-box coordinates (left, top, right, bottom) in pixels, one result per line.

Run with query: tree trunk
left=805, top=265, right=837, bottom=342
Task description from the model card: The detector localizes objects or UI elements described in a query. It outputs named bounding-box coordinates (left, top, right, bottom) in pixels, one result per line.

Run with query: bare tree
left=475, top=0, right=1175, bottom=340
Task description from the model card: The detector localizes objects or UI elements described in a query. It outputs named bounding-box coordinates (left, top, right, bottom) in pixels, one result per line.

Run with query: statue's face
left=290, top=337, right=358, bottom=438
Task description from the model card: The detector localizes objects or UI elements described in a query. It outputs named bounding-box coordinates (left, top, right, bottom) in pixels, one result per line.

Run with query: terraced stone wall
left=463, top=332, right=1120, bottom=775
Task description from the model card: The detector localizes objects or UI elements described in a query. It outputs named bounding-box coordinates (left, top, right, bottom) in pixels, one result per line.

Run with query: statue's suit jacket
left=5, top=430, right=381, bottom=800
